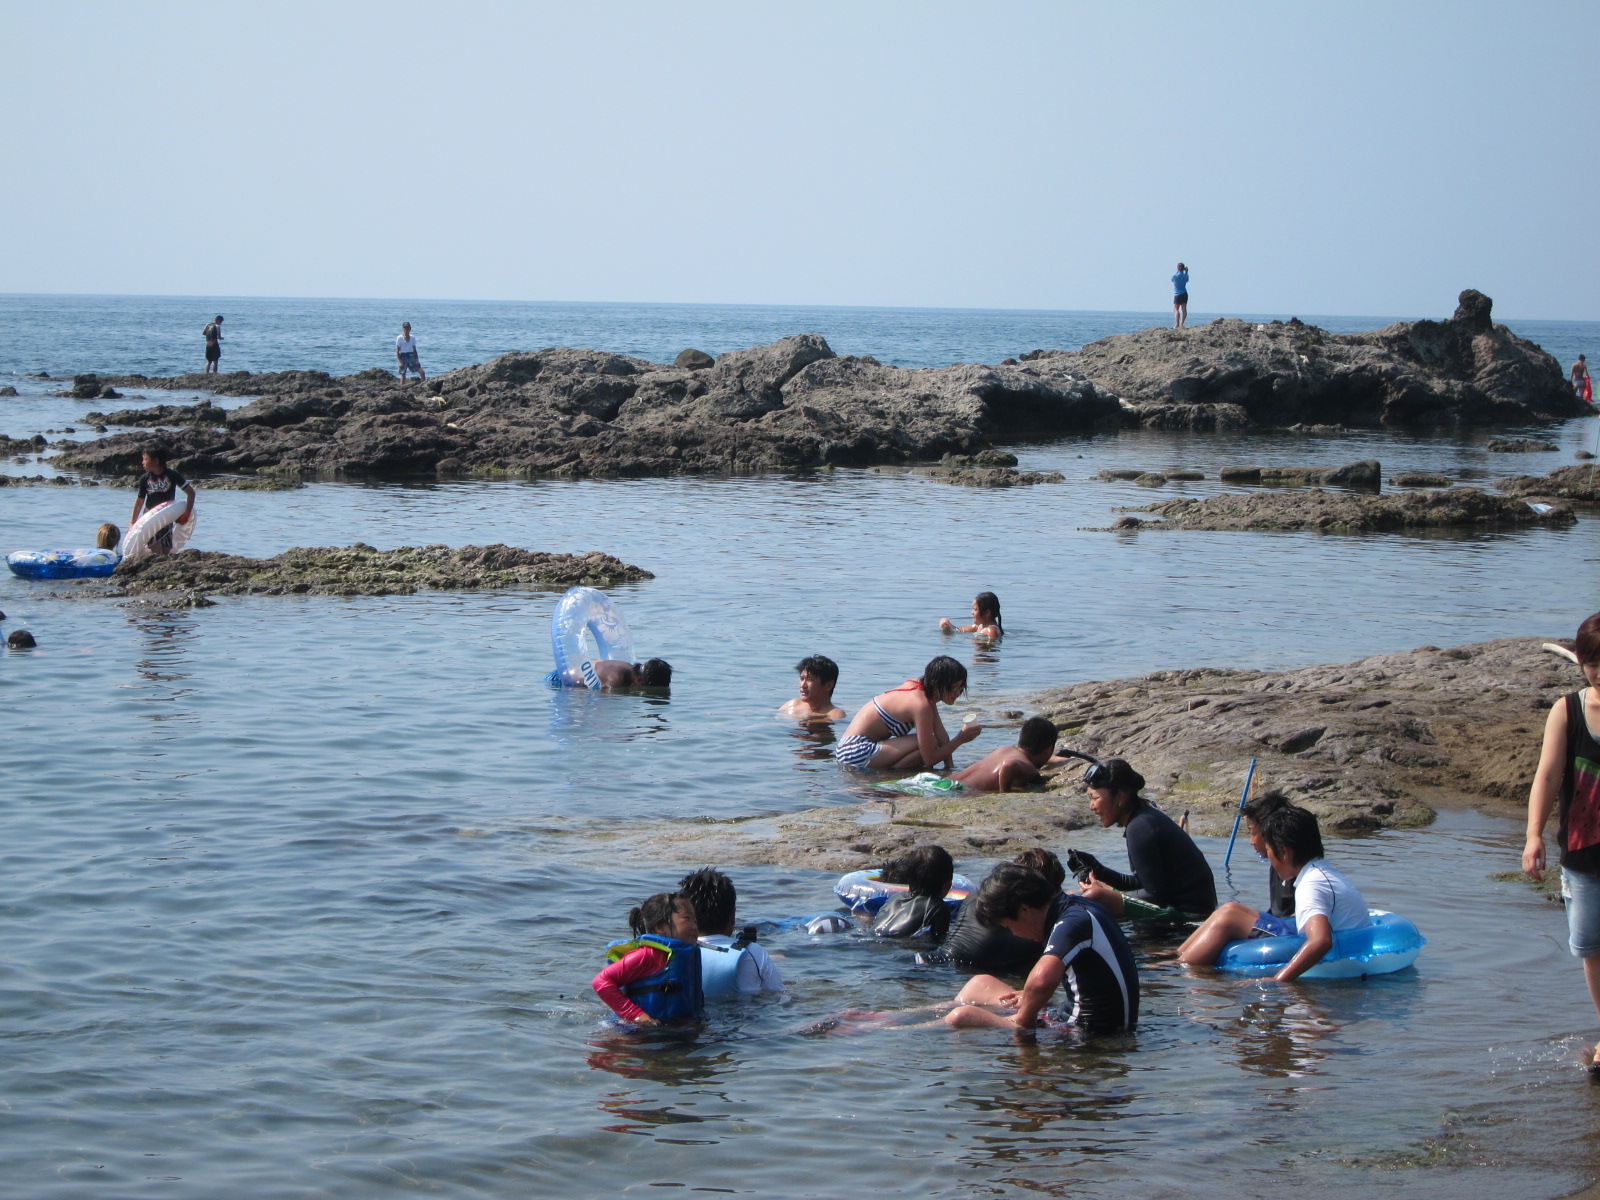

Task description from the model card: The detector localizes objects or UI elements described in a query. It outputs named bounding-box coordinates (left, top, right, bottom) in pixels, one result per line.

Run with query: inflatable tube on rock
left=833, top=869, right=974, bottom=915
left=7, top=547, right=120, bottom=580
left=549, top=586, right=634, bottom=687
left=1215, top=910, right=1424, bottom=979
left=119, top=493, right=196, bottom=561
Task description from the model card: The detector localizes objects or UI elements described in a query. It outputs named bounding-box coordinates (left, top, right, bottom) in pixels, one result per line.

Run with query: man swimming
left=778, top=654, right=845, bottom=722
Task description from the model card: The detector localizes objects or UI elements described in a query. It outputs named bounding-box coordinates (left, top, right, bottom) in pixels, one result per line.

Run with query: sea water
left=2, top=295, right=1599, bottom=1199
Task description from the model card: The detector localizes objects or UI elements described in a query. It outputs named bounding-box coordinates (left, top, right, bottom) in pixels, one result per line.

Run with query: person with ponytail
left=834, top=655, right=981, bottom=772
left=593, top=892, right=703, bottom=1025
left=940, top=592, right=1003, bottom=641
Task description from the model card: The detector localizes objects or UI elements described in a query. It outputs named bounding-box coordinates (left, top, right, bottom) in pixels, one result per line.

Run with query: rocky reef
left=1496, top=464, right=1600, bottom=503
left=1113, top=487, right=1573, bottom=532
left=48, top=544, right=651, bottom=601
left=620, top=637, right=1575, bottom=871
left=47, top=291, right=1588, bottom=482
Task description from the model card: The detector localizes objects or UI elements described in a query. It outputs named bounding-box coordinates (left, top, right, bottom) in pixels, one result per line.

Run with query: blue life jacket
left=697, top=938, right=751, bottom=998
left=604, top=934, right=704, bottom=1021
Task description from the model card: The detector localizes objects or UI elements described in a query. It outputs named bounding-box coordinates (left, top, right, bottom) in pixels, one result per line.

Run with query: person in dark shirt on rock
left=1068, top=758, right=1217, bottom=919
left=203, top=315, right=223, bottom=374
left=128, top=446, right=197, bottom=556
left=943, top=863, right=1138, bottom=1035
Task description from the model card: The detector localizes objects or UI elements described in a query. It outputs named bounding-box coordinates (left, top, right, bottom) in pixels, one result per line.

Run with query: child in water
left=592, top=892, right=703, bottom=1025
left=951, top=716, right=1069, bottom=792
left=940, top=592, right=1002, bottom=641
left=96, top=523, right=120, bottom=550
left=871, top=845, right=955, bottom=940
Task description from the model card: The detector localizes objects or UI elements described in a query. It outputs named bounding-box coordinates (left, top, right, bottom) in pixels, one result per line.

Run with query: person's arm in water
left=592, top=945, right=669, bottom=1025
left=1524, top=696, right=1570, bottom=881
left=1003, top=952, right=1067, bottom=1029
left=1273, top=912, right=1333, bottom=982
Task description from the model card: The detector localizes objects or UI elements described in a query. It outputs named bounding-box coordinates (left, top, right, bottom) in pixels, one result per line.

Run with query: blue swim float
left=833, top=869, right=975, bottom=915
left=7, top=547, right=121, bottom=580
left=548, top=586, right=635, bottom=687
left=1215, top=910, right=1425, bottom=979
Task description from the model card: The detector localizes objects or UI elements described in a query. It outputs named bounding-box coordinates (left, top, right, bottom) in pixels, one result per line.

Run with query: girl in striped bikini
left=835, top=655, right=982, bottom=773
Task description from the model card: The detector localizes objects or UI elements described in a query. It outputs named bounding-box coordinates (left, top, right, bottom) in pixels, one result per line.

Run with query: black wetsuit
left=923, top=896, right=1042, bottom=974
left=1267, top=867, right=1295, bottom=918
left=1090, top=803, right=1217, bottom=915
left=870, top=893, right=950, bottom=940
left=1041, top=893, right=1139, bottom=1033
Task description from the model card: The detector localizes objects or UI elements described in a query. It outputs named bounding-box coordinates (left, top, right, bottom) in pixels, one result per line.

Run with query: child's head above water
left=628, top=891, right=697, bottom=941
left=920, top=655, right=967, bottom=702
left=878, top=845, right=954, bottom=900
left=637, top=659, right=672, bottom=688
left=1011, top=847, right=1066, bottom=890
left=96, top=523, right=120, bottom=550
left=973, top=591, right=1002, bottom=632
left=678, top=867, right=736, bottom=936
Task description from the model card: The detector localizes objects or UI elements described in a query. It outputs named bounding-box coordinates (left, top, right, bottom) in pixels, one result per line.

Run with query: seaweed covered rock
left=1123, top=487, right=1574, bottom=532
left=1496, top=465, right=1600, bottom=502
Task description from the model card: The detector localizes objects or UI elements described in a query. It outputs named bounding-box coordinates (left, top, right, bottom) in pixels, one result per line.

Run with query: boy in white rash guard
left=677, top=868, right=782, bottom=997
left=1179, top=802, right=1371, bottom=981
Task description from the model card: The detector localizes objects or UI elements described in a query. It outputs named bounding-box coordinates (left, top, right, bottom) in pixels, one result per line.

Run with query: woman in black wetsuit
left=1069, top=758, right=1217, bottom=919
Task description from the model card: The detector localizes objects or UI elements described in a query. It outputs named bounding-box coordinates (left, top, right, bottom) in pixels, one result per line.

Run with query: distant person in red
left=1573, top=355, right=1592, bottom=402
left=203, top=315, right=224, bottom=374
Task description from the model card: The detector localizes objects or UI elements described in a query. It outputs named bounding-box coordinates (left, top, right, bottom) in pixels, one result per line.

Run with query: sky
left=5, top=1, right=1596, bottom=320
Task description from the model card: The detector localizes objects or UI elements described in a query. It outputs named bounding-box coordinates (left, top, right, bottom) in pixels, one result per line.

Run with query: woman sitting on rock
left=1068, top=758, right=1217, bottom=919
left=834, top=656, right=981, bottom=773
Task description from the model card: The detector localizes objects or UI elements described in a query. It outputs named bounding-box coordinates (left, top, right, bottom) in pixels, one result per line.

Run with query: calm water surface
left=2, top=297, right=1599, bottom=1198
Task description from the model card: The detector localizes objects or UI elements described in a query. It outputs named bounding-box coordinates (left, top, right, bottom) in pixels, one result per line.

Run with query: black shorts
left=205, top=343, right=221, bottom=362
left=1174, top=293, right=1188, bottom=306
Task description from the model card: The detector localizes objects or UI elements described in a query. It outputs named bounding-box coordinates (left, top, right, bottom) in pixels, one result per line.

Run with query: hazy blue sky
left=7, top=2, right=1595, bottom=319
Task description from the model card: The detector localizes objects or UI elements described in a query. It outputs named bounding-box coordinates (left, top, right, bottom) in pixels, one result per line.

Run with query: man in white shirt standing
left=395, top=322, right=425, bottom=383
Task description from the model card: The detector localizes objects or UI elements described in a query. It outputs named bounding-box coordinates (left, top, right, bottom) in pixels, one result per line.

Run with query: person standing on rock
left=1172, top=264, right=1189, bottom=329
left=1572, top=355, right=1591, bottom=402
left=203, top=315, right=224, bottom=374
left=395, top=322, right=425, bottom=383
left=1523, top=611, right=1600, bottom=1074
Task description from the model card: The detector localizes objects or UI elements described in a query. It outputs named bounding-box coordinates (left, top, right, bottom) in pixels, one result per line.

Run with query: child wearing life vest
left=593, top=892, right=704, bottom=1025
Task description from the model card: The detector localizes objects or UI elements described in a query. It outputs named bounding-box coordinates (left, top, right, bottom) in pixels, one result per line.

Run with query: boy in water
left=950, top=716, right=1067, bottom=793
left=677, top=867, right=783, bottom=996
left=590, top=659, right=672, bottom=690
left=778, top=654, right=845, bottom=722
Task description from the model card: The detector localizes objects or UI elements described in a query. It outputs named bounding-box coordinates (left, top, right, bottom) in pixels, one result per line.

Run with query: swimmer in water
left=592, top=891, right=702, bottom=1025
left=96, top=523, right=120, bottom=550
left=589, top=659, right=672, bottom=690
left=778, top=654, right=846, bottom=722
left=834, top=656, right=981, bottom=772
left=939, top=592, right=1002, bottom=641
left=951, top=716, right=1073, bottom=792
left=871, top=845, right=956, bottom=940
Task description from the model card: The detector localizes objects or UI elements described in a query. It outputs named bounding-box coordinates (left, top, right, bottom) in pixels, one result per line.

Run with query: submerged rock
left=1486, top=438, right=1559, bottom=453
left=1496, top=465, right=1600, bottom=502
left=97, top=544, right=652, bottom=598
left=1391, top=472, right=1452, bottom=487
left=1259, top=459, right=1381, bottom=488
left=1123, top=487, right=1574, bottom=532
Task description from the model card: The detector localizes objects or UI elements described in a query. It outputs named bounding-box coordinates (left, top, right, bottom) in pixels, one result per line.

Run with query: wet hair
left=1575, top=613, right=1600, bottom=667
left=878, top=845, right=954, bottom=900
left=974, top=863, right=1056, bottom=928
left=1012, top=848, right=1066, bottom=890
left=1241, top=789, right=1291, bottom=826
left=628, top=891, right=682, bottom=937
left=7, top=630, right=37, bottom=649
left=637, top=659, right=672, bottom=688
left=920, top=655, right=967, bottom=700
left=1259, top=804, right=1324, bottom=867
left=1084, top=757, right=1145, bottom=798
left=795, top=654, right=839, bottom=687
left=141, top=445, right=169, bottom=468
left=1017, top=716, right=1057, bottom=755
left=973, top=592, right=1002, bottom=634
left=678, top=867, right=735, bottom=933
left=96, top=523, right=120, bottom=550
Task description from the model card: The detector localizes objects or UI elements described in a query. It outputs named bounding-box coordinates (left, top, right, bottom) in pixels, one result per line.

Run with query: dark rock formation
left=1487, top=438, right=1559, bottom=452
left=1122, top=487, right=1574, bottom=532
left=1392, top=472, right=1452, bottom=487
left=83, top=400, right=229, bottom=428
left=0, top=386, right=18, bottom=397
left=99, top=544, right=652, bottom=599
left=1260, top=459, right=1381, bottom=489
left=1497, top=465, right=1600, bottom=502
left=1063, top=290, right=1581, bottom=428
left=54, top=335, right=1122, bottom=480
left=0, top=434, right=47, bottom=455
left=674, top=348, right=715, bottom=370
left=1219, top=466, right=1262, bottom=482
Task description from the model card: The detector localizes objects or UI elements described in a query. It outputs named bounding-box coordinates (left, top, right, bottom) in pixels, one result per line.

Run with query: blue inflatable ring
left=7, top=547, right=121, bottom=580
left=549, top=586, right=635, bottom=687
left=1215, top=910, right=1424, bottom=979
left=833, top=870, right=975, bottom=915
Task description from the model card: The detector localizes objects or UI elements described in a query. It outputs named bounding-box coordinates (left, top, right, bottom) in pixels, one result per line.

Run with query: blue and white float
left=833, top=869, right=976, bottom=915
left=6, top=546, right=121, bottom=580
left=548, top=586, right=634, bottom=687
left=1215, top=910, right=1425, bottom=979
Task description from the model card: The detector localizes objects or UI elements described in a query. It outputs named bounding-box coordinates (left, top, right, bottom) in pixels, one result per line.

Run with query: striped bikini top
left=872, top=681, right=922, bottom=739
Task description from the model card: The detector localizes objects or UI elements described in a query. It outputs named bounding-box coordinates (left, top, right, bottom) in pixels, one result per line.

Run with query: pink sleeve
left=592, top=946, right=668, bottom=1023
